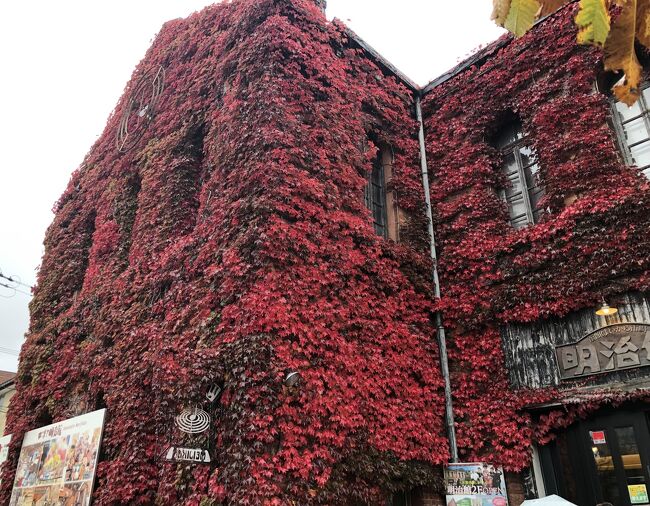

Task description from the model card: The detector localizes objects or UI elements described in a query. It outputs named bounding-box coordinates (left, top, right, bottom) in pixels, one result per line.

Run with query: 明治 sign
left=556, top=323, right=650, bottom=380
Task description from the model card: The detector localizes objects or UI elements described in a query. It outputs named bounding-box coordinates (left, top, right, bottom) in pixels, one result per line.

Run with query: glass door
left=583, top=411, right=650, bottom=506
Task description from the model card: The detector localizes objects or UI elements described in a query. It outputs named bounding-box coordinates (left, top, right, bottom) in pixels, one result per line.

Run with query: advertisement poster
left=445, top=463, right=509, bottom=506
left=9, top=409, right=106, bottom=506
left=629, top=484, right=650, bottom=505
left=0, top=434, right=11, bottom=486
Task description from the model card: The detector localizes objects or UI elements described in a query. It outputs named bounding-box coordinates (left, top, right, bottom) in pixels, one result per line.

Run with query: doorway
left=539, top=407, right=650, bottom=506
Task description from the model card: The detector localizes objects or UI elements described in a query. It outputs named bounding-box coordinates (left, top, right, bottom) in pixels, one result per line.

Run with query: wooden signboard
left=556, top=323, right=650, bottom=380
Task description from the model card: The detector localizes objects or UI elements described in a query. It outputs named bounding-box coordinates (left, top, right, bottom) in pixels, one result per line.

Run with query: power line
left=0, top=271, right=32, bottom=289
left=0, top=282, right=31, bottom=297
left=0, top=347, right=20, bottom=357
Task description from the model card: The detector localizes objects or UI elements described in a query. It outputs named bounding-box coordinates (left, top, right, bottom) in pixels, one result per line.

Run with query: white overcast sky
left=0, top=1, right=503, bottom=373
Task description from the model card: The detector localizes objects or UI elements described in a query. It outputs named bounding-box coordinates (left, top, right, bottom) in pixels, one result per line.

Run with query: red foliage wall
left=7, top=0, right=650, bottom=502
left=1, top=0, right=450, bottom=504
left=422, top=4, right=650, bottom=470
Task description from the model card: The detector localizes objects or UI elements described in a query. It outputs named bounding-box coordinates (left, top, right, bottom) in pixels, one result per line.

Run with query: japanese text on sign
left=556, top=324, right=650, bottom=380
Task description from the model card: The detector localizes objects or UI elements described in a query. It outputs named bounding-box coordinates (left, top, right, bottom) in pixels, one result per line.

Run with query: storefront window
left=590, top=429, right=622, bottom=504
left=615, top=426, right=650, bottom=505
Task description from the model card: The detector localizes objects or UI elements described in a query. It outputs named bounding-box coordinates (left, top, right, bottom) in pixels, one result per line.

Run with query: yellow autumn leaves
left=492, top=0, right=650, bottom=105
left=575, top=0, right=610, bottom=45
left=492, top=0, right=566, bottom=36
left=605, top=1, right=641, bottom=104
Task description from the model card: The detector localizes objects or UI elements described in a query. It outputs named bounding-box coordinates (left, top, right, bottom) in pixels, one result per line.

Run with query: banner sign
left=444, top=463, right=509, bottom=506
left=0, top=434, right=11, bottom=486
left=556, top=323, right=650, bottom=380
left=9, top=409, right=106, bottom=506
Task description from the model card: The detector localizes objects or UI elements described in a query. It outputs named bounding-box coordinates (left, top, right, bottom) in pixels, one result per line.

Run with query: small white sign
left=590, top=430, right=607, bottom=445
left=165, top=446, right=211, bottom=464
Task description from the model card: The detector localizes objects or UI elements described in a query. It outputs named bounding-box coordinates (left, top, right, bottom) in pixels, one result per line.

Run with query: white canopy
left=521, top=495, right=578, bottom=506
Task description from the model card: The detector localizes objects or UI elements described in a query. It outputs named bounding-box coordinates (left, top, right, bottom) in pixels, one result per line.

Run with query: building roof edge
left=420, top=0, right=578, bottom=96
left=341, top=25, right=420, bottom=93
left=0, top=378, right=15, bottom=392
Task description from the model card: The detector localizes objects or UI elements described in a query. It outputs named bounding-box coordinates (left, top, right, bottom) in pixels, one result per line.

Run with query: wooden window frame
left=496, top=124, right=544, bottom=229
left=365, top=155, right=388, bottom=237
left=365, top=145, right=400, bottom=241
left=610, top=82, right=650, bottom=180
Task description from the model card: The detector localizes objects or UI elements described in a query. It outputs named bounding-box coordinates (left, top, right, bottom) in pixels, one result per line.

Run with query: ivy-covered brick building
left=422, top=3, right=650, bottom=504
left=2, top=0, right=650, bottom=505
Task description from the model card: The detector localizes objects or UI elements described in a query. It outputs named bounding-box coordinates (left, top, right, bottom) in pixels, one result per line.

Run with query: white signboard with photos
left=444, top=462, right=509, bottom=506
left=9, top=409, right=106, bottom=506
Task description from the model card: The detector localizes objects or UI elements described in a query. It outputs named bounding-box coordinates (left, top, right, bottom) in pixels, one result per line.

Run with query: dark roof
left=420, top=0, right=578, bottom=95
left=342, top=25, right=419, bottom=92
left=0, top=371, right=16, bottom=388
left=333, top=1, right=577, bottom=97
left=421, top=37, right=511, bottom=95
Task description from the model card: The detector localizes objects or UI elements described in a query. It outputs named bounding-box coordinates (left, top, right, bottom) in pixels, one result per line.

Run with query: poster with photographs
left=0, top=434, right=11, bottom=486
left=9, top=409, right=106, bottom=506
left=444, top=463, right=509, bottom=506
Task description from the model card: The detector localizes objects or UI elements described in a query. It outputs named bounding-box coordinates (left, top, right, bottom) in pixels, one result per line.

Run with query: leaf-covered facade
left=2, top=1, right=650, bottom=505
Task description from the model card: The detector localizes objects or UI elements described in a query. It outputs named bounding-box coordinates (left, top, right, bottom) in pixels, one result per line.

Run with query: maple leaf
left=575, top=0, right=611, bottom=45
left=540, top=0, right=571, bottom=15
left=605, top=0, right=643, bottom=105
left=492, top=0, right=513, bottom=25
left=636, top=0, right=650, bottom=46
left=505, top=0, right=542, bottom=36
left=493, top=0, right=569, bottom=25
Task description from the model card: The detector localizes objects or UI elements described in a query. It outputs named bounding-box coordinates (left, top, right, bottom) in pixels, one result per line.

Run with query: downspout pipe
left=415, top=94, right=459, bottom=463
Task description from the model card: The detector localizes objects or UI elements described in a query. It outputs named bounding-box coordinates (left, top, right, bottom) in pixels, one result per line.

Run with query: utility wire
left=0, top=282, right=31, bottom=297
left=0, top=347, right=20, bottom=357
left=0, top=271, right=32, bottom=289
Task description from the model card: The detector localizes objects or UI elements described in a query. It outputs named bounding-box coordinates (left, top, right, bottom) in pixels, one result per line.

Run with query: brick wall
left=412, top=474, right=527, bottom=506
left=506, top=473, right=526, bottom=506
left=413, top=488, right=444, bottom=506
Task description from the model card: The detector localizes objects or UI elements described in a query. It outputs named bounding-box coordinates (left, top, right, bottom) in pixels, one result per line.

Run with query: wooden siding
left=501, top=292, right=650, bottom=389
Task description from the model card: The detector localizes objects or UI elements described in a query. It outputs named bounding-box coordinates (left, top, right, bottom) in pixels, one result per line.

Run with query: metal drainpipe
left=415, top=94, right=459, bottom=463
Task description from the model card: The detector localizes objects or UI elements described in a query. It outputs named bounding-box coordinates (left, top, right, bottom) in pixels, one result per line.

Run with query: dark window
left=391, top=491, right=411, bottom=506
left=495, top=122, right=544, bottom=229
left=365, top=154, right=388, bottom=237
left=612, top=84, right=650, bottom=179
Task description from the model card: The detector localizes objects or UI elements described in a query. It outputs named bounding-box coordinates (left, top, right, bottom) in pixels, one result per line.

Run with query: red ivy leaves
left=424, top=3, right=650, bottom=471
left=2, top=0, right=447, bottom=504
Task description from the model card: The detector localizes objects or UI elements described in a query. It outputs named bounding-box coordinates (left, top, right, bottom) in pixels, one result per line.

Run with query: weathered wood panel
left=501, top=292, right=650, bottom=389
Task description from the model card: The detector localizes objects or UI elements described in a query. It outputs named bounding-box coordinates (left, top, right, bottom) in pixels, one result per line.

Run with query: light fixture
left=596, top=299, right=618, bottom=317
left=284, top=371, right=301, bottom=388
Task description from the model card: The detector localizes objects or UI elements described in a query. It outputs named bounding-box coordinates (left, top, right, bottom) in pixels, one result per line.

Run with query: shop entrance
left=538, top=407, right=650, bottom=506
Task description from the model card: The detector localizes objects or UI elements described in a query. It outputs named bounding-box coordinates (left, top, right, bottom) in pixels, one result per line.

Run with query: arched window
left=494, top=121, right=544, bottom=229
